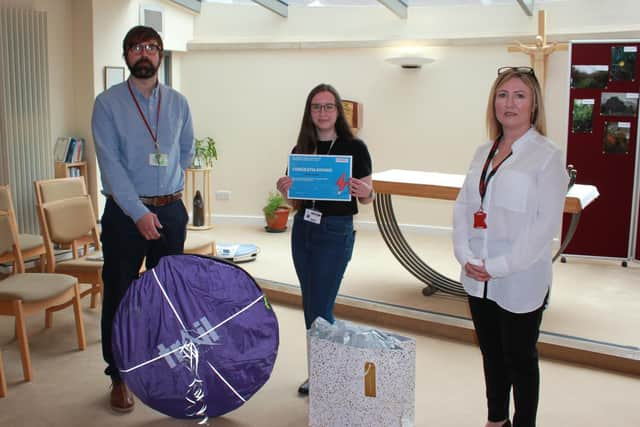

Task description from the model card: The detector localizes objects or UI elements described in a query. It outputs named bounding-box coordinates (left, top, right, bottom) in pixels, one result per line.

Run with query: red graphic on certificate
left=336, top=172, right=348, bottom=194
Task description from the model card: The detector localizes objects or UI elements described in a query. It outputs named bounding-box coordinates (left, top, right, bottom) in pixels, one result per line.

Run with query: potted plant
left=191, top=136, right=218, bottom=168
left=263, top=191, right=291, bottom=232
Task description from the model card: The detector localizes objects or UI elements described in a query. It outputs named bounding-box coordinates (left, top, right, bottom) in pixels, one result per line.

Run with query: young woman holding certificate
left=275, top=83, right=374, bottom=395
left=452, top=67, right=568, bottom=427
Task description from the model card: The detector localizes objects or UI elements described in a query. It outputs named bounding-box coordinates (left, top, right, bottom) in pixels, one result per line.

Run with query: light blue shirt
left=92, top=79, right=194, bottom=222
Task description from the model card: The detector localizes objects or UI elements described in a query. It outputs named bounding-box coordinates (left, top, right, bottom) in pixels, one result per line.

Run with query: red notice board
left=562, top=41, right=640, bottom=259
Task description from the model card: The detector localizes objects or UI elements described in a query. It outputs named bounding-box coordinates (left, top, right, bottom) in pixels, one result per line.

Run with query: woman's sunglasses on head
left=497, top=66, right=535, bottom=76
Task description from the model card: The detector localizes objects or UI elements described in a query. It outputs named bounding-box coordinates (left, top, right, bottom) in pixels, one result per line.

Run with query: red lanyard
left=478, top=138, right=512, bottom=207
left=127, top=80, right=162, bottom=151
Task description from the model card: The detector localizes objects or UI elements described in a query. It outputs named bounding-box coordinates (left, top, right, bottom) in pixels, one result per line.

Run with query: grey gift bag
left=308, top=318, right=416, bottom=427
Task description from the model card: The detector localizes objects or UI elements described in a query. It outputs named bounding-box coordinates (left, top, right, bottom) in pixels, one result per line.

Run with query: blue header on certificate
left=288, top=154, right=353, bottom=202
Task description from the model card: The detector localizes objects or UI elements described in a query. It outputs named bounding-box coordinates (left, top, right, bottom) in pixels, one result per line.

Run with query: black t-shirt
left=294, top=136, right=372, bottom=216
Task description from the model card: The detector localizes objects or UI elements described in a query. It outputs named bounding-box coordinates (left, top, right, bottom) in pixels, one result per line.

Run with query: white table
left=372, top=169, right=599, bottom=296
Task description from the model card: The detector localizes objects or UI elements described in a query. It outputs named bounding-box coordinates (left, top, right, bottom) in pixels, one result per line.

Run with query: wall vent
left=140, top=5, right=164, bottom=35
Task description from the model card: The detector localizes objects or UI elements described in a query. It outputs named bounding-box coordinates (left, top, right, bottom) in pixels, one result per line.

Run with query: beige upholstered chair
left=34, top=178, right=103, bottom=308
left=0, top=210, right=86, bottom=397
left=0, top=185, right=47, bottom=272
left=33, top=176, right=86, bottom=203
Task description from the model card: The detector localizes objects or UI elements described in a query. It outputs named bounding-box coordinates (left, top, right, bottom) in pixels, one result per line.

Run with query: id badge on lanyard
left=473, top=210, right=487, bottom=229
left=149, top=152, right=168, bottom=167
left=129, top=80, right=167, bottom=167
left=475, top=139, right=512, bottom=229
left=304, top=208, right=322, bottom=224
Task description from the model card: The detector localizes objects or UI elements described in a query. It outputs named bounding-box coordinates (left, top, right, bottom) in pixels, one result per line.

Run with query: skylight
left=203, top=0, right=555, bottom=6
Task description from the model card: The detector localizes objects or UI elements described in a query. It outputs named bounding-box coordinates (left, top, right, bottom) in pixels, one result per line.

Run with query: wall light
left=385, top=55, right=435, bottom=69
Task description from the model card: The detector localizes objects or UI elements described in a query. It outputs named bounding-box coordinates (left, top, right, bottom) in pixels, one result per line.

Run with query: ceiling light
left=385, top=55, right=435, bottom=69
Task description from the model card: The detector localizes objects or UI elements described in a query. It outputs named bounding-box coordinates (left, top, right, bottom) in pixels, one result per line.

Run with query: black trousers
left=468, top=295, right=545, bottom=427
left=100, top=197, right=188, bottom=380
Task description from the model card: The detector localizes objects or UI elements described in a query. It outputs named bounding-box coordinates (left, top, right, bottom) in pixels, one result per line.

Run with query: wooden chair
left=34, top=178, right=103, bottom=308
left=0, top=350, right=6, bottom=397
left=0, top=210, right=86, bottom=397
left=0, top=185, right=47, bottom=272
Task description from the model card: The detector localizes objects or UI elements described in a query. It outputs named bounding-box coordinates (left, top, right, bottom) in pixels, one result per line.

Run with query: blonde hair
left=485, top=69, right=547, bottom=140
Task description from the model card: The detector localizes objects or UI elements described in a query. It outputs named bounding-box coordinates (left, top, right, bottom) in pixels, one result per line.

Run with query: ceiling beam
left=377, top=0, right=408, bottom=19
left=252, top=0, right=288, bottom=17
left=170, top=0, right=202, bottom=13
left=516, top=0, right=534, bottom=16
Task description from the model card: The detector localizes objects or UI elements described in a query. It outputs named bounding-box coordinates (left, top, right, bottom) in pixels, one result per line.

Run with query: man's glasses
left=129, top=43, right=161, bottom=55
left=497, top=66, right=535, bottom=76
left=310, top=103, right=337, bottom=113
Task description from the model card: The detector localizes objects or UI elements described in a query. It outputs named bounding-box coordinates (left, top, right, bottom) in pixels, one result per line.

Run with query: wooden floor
left=0, top=302, right=638, bottom=426
left=0, top=222, right=638, bottom=426
left=206, top=222, right=640, bottom=374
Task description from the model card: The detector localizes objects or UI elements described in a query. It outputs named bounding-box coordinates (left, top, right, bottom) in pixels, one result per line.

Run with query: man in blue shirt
left=92, top=25, right=194, bottom=413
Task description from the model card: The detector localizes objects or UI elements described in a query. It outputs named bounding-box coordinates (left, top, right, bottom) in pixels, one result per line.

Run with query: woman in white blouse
left=453, top=67, right=568, bottom=427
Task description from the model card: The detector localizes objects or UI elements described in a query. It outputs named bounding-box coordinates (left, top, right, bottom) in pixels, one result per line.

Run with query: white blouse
left=452, top=128, right=569, bottom=313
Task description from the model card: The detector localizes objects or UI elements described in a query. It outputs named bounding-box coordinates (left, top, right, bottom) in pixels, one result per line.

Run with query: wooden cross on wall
left=508, top=9, right=568, bottom=93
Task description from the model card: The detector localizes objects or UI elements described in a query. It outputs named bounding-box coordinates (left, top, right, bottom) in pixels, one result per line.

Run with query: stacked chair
left=0, top=210, right=86, bottom=397
left=33, top=177, right=215, bottom=295
left=33, top=178, right=103, bottom=308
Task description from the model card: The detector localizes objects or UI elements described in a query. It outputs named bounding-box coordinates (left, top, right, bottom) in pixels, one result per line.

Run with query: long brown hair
left=294, top=83, right=354, bottom=154
left=290, top=84, right=354, bottom=211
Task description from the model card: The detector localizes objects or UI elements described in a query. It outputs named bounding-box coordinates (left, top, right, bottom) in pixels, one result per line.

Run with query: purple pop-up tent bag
left=112, top=254, right=279, bottom=420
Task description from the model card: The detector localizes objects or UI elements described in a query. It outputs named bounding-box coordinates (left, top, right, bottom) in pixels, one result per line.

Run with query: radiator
left=0, top=6, right=52, bottom=234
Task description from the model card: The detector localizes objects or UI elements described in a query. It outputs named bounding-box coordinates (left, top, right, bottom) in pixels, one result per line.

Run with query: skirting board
left=256, top=278, right=640, bottom=377
left=213, top=214, right=462, bottom=236
left=211, top=214, right=566, bottom=242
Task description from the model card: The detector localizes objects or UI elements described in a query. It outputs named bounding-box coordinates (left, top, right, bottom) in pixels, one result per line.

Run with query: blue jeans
left=291, top=212, right=355, bottom=330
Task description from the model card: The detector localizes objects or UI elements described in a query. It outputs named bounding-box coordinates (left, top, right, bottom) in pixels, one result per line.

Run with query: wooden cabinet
left=54, top=161, right=87, bottom=183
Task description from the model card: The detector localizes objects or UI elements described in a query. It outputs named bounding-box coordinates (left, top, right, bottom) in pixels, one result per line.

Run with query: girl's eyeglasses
left=310, top=103, right=337, bottom=113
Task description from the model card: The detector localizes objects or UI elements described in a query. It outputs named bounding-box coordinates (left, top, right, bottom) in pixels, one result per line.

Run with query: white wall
left=181, top=45, right=569, bottom=226
left=182, top=2, right=591, bottom=227
left=9, top=0, right=640, bottom=228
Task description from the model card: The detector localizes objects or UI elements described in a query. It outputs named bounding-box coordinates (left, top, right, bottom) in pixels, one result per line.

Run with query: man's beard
left=127, top=58, right=159, bottom=79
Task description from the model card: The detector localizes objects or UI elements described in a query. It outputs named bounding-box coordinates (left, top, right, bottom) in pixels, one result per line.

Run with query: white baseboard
left=211, top=214, right=266, bottom=226
left=210, top=214, right=564, bottom=246
left=211, top=214, right=453, bottom=235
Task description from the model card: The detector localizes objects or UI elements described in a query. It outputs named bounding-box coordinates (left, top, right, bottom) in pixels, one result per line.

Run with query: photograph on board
left=571, top=65, right=609, bottom=89
left=602, top=122, right=631, bottom=154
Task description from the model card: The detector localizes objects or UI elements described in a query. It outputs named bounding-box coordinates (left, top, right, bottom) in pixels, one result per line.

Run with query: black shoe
left=502, top=421, right=511, bottom=427
left=297, top=379, right=309, bottom=395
